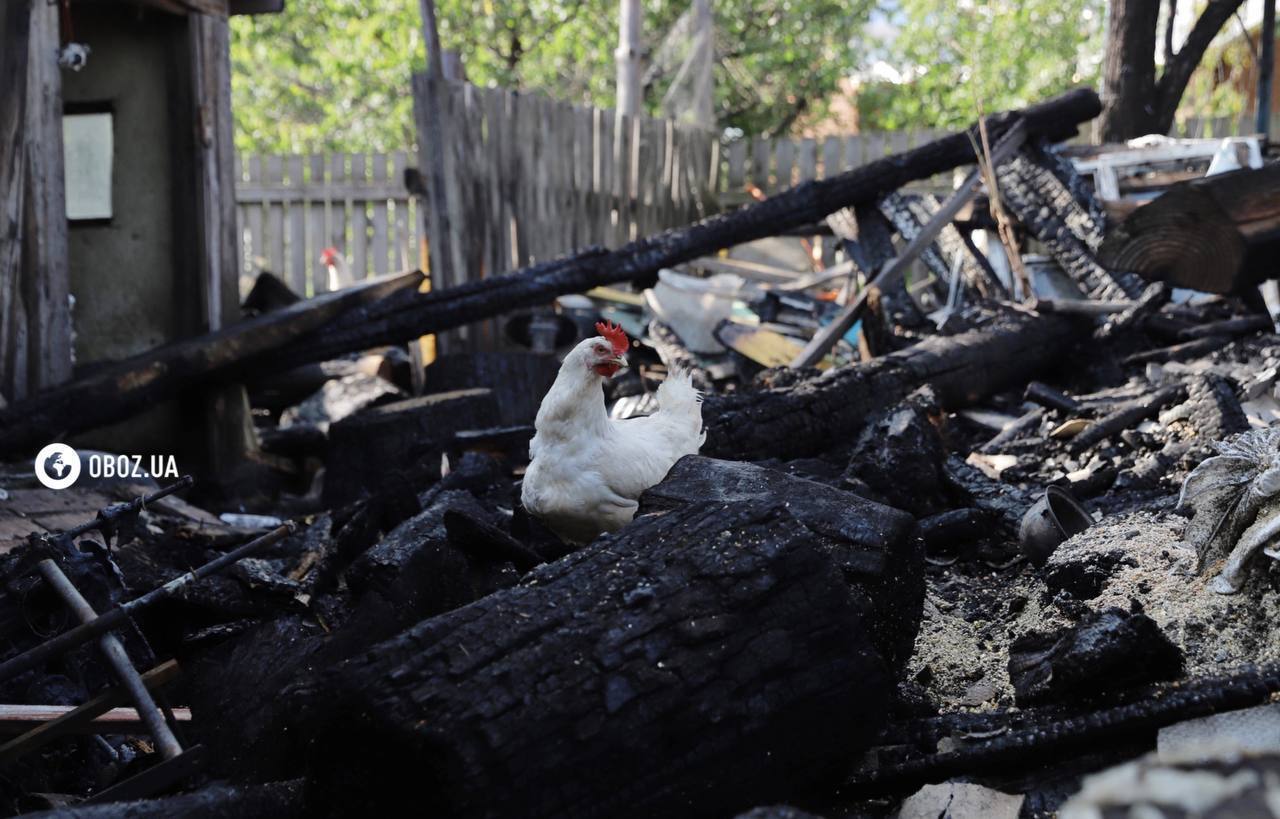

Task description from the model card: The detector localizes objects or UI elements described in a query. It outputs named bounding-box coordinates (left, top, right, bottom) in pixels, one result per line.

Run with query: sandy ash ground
left=910, top=507, right=1280, bottom=711
left=905, top=333, right=1280, bottom=712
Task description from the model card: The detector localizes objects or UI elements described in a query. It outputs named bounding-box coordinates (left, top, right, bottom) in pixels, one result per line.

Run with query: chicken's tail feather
left=656, top=367, right=705, bottom=423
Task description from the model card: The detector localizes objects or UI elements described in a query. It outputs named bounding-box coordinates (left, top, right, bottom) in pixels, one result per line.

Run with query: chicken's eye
left=595, top=344, right=606, bottom=353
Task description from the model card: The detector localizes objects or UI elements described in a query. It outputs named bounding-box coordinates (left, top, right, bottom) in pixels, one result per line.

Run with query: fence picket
left=349, top=154, right=368, bottom=280
left=370, top=153, right=390, bottom=277
left=286, top=155, right=306, bottom=293
left=308, top=154, right=327, bottom=293
left=328, top=153, right=348, bottom=274
left=797, top=137, right=816, bottom=182
left=244, top=155, right=263, bottom=274
left=264, top=155, right=284, bottom=277
left=820, top=136, right=842, bottom=180
left=390, top=151, right=410, bottom=272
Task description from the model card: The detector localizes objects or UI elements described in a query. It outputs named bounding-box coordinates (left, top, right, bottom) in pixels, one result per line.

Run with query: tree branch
left=1156, top=0, right=1247, bottom=125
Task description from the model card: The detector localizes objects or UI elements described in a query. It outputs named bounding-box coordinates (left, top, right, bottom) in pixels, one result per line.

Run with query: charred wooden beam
left=703, top=310, right=1085, bottom=461
left=1024, top=381, right=1082, bottom=415
left=881, top=192, right=1006, bottom=300
left=0, top=272, right=423, bottom=458
left=0, top=90, right=1101, bottom=456
left=1099, top=164, right=1280, bottom=294
left=1178, top=313, right=1273, bottom=340
left=284, top=92, right=1096, bottom=374
left=290, top=496, right=907, bottom=819
left=1122, top=335, right=1233, bottom=365
left=19, top=780, right=306, bottom=819
left=1067, top=383, right=1187, bottom=453
left=845, top=661, right=1280, bottom=798
left=996, top=142, right=1145, bottom=301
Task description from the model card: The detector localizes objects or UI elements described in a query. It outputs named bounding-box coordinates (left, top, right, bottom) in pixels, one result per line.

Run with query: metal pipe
left=60, top=476, right=195, bottom=542
left=0, top=523, right=294, bottom=685
left=36, top=560, right=183, bottom=760
left=0, top=660, right=180, bottom=764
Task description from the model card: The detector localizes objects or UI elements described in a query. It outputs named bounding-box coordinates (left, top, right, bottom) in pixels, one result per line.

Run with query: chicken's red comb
left=319, top=247, right=339, bottom=266
left=595, top=320, right=629, bottom=355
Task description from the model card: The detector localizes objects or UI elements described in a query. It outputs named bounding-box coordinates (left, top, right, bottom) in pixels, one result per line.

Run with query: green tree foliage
left=230, top=0, right=873, bottom=153
left=231, top=1, right=424, bottom=154
left=856, top=0, right=1105, bottom=132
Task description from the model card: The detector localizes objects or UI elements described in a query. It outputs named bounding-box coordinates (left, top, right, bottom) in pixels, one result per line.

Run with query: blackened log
left=270, top=91, right=1098, bottom=375
left=0, top=91, right=1101, bottom=456
left=1178, top=313, right=1273, bottom=339
left=846, top=662, right=1280, bottom=798
left=1093, top=281, right=1170, bottom=341
left=422, top=351, right=561, bottom=426
left=1024, top=381, right=1082, bottom=414
left=843, top=386, right=953, bottom=519
left=291, top=499, right=900, bottom=819
left=997, top=144, right=1145, bottom=301
left=979, top=407, right=1045, bottom=453
left=322, top=388, right=498, bottom=508
left=1008, top=608, right=1183, bottom=706
left=1099, top=163, right=1280, bottom=294
left=703, top=310, right=1084, bottom=461
left=639, top=455, right=923, bottom=671
left=1067, top=383, right=1187, bottom=453
left=1182, top=374, right=1249, bottom=440
left=1121, top=335, right=1232, bottom=365
left=0, top=272, right=424, bottom=458
left=20, top=780, right=305, bottom=819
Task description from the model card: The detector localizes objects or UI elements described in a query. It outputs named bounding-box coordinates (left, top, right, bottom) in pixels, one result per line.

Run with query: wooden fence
left=232, top=112, right=1279, bottom=294
left=231, top=127, right=943, bottom=292
left=411, top=76, right=720, bottom=296
left=719, top=128, right=950, bottom=195
left=234, top=152, right=420, bottom=296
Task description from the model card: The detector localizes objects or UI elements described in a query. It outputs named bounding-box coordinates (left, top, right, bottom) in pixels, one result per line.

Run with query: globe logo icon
left=34, top=443, right=81, bottom=490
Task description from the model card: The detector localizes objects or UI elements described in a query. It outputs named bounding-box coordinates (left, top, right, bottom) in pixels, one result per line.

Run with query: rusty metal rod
left=37, top=559, right=183, bottom=760
left=0, top=660, right=180, bottom=764
left=59, top=476, right=195, bottom=542
left=0, top=523, right=295, bottom=685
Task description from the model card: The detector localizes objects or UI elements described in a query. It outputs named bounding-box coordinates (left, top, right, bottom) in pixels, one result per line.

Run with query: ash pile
left=5, top=88, right=1280, bottom=818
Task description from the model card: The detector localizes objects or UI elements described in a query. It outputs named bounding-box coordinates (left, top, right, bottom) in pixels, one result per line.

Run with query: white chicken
left=521, top=321, right=705, bottom=543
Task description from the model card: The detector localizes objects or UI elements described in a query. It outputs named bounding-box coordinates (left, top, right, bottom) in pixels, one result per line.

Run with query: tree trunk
left=1101, top=0, right=1246, bottom=141
left=702, top=310, right=1085, bottom=462
left=289, top=497, right=907, bottom=819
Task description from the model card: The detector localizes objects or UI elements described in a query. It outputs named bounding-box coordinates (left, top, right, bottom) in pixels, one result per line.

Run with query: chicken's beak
left=612, top=354, right=629, bottom=369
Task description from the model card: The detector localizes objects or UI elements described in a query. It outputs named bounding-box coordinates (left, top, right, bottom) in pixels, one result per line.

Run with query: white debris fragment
left=897, top=781, right=1023, bottom=819
left=219, top=513, right=284, bottom=529
left=1061, top=754, right=1264, bottom=818
left=1158, top=704, right=1280, bottom=764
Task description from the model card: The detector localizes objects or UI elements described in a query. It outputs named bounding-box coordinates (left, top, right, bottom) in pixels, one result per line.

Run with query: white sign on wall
left=63, top=111, right=113, bottom=221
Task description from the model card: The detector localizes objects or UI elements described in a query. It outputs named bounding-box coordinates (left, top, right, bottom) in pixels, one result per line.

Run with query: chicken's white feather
left=521, top=336, right=704, bottom=543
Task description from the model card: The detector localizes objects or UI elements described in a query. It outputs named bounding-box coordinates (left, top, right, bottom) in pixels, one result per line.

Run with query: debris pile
left=5, top=87, right=1280, bottom=816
